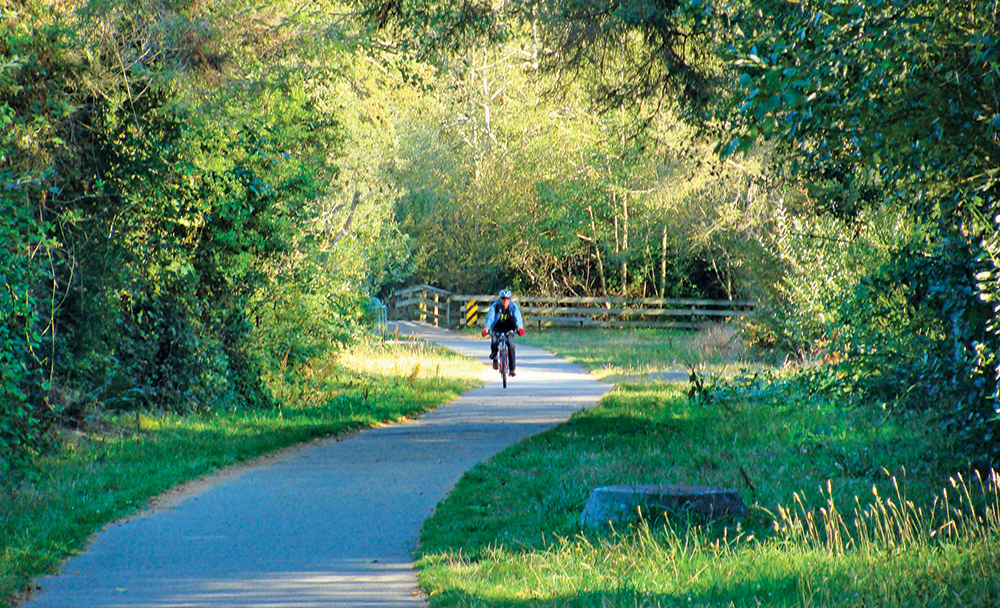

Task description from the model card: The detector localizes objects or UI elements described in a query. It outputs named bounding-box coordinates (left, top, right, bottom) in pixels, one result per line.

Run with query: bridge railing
left=387, top=285, right=752, bottom=330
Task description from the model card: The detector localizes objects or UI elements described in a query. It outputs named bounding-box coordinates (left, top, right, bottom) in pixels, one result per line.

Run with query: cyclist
left=481, top=288, right=525, bottom=375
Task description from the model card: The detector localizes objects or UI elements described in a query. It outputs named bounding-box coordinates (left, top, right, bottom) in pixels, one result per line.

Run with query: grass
left=418, top=327, right=1000, bottom=607
left=0, top=337, right=481, bottom=608
left=519, top=325, right=759, bottom=383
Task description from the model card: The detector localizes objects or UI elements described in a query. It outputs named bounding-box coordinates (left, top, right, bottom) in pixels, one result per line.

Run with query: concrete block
left=580, top=484, right=748, bottom=528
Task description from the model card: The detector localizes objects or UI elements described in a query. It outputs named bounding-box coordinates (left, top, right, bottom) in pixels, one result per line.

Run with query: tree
left=722, top=0, right=999, bottom=464
left=1, top=0, right=410, bottom=473
left=372, top=29, right=773, bottom=298
left=356, top=0, right=1000, bottom=464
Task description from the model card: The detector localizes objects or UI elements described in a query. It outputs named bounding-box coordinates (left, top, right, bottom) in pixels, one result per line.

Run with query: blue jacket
left=484, top=299, right=524, bottom=332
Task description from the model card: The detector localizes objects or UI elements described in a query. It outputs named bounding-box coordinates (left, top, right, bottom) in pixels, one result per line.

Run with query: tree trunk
left=620, top=193, right=628, bottom=296
left=659, top=224, right=668, bottom=299
left=587, top=205, right=608, bottom=297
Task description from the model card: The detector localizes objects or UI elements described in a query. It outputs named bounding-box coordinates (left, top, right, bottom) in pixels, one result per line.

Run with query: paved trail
left=26, top=321, right=611, bottom=608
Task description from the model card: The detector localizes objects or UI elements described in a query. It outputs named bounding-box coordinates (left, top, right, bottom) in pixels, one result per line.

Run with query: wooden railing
left=387, top=285, right=752, bottom=330
left=389, top=285, right=455, bottom=327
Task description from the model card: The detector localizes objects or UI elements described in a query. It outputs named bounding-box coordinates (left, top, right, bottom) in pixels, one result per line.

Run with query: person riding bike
left=481, top=289, right=525, bottom=375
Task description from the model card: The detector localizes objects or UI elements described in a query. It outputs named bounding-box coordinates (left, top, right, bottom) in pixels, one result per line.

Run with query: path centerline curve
left=25, top=321, right=612, bottom=608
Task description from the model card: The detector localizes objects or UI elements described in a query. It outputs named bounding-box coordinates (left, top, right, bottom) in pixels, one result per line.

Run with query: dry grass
left=521, top=325, right=763, bottom=385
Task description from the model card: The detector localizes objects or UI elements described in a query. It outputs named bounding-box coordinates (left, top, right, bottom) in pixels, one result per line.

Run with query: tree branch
left=325, top=190, right=362, bottom=248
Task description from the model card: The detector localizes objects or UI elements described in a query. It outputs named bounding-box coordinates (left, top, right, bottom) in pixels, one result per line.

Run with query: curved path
left=25, top=321, right=611, bottom=607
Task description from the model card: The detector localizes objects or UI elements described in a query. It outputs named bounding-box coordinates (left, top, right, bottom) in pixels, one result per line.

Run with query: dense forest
left=2, top=0, right=998, bottom=472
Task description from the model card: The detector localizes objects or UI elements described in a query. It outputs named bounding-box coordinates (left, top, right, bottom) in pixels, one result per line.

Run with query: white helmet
left=498, top=289, right=512, bottom=299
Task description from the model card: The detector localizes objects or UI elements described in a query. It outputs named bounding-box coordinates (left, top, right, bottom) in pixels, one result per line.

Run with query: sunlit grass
left=0, top=337, right=481, bottom=608
left=519, top=325, right=765, bottom=383
left=419, top=328, right=999, bottom=607
left=422, top=492, right=1000, bottom=607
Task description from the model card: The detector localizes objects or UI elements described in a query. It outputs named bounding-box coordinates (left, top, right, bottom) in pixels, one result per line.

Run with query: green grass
left=0, top=338, right=481, bottom=608
left=519, top=325, right=759, bottom=383
left=418, top=328, right=1000, bottom=607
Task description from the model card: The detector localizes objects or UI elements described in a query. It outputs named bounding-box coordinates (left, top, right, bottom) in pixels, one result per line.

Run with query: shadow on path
left=25, top=321, right=611, bottom=608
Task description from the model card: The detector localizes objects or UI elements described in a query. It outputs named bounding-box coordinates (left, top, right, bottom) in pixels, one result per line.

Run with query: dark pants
left=490, top=333, right=516, bottom=371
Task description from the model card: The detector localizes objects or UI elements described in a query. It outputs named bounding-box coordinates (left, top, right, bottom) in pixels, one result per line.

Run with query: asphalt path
left=25, top=321, right=612, bottom=608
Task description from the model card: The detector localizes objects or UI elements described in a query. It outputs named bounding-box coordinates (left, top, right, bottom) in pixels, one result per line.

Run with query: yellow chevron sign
left=465, top=300, right=478, bottom=326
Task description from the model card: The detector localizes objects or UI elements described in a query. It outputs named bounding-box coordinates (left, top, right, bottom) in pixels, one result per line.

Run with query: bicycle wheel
left=499, top=343, right=508, bottom=389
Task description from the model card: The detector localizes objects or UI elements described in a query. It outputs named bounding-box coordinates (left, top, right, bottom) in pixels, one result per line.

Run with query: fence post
left=377, top=301, right=387, bottom=336
left=433, top=292, right=440, bottom=327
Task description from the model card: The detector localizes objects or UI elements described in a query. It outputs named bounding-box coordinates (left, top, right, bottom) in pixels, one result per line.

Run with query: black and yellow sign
left=465, top=300, right=478, bottom=326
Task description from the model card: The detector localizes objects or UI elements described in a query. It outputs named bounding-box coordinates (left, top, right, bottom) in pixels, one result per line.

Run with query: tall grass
left=419, top=328, right=1000, bottom=607
left=422, top=461, right=1000, bottom=608
left=775, top=470, right=1000, bottom=555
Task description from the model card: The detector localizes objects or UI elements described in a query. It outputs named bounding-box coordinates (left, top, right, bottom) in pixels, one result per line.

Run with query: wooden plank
left=449, top=294, right=498, bottom=303
left=521, top=306, right=745, bottom=317
left=516, top=296, right=752, bottom=307
left=395, top=296, right=452, bottom=309
left=394, top=303, right=445, bottom=320
left=449, top=294, right=751, bottom=308
left=530, top=318, right=709, bottom=330
left=586, top=320, right=709, bottom=329
left=400, top=287, right=752, bottom=333
left=393, top=284, right=453, bottom=298
left=392, top=286, right=427, bottom=298
left=529, top=316, right=591, bottom=326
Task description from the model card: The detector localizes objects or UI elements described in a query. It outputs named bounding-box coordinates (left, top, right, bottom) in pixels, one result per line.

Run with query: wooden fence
left=387, top=285, right=752, bottom=330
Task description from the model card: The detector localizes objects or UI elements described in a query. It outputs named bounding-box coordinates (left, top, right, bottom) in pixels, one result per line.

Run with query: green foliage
left=358, top=0, right=721, bottom=112
left=365, top=0, right=1000, bottom=468
left=721, top=0, right=1000, bottom=464
left=355, top=0, right=999, bottom=465
left=0, top=0, right=73, bottom=472
left=0, top=195, right=47, bottom=473
left=383, top=41, right=778, bottom=298
left=0, top=0, right=412, bottom=473
left=739, top=200, right=904, bottom=352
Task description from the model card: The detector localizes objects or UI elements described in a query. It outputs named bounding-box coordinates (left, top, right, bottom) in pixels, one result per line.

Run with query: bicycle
left=493, top=330, right=515, bottom=388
